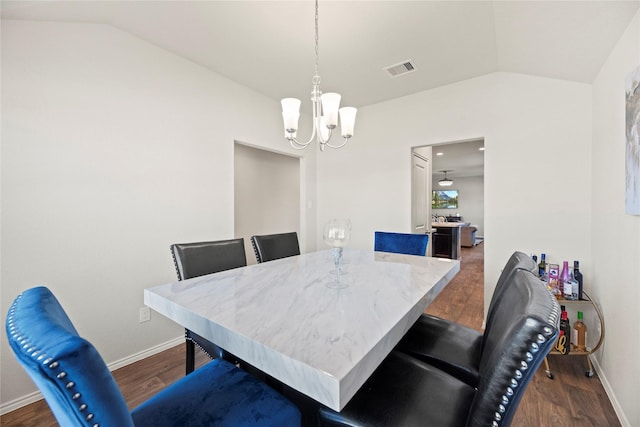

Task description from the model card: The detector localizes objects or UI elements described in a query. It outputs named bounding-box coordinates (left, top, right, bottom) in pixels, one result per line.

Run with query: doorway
left=412, top=139, right=485, bottom=257
left=234, top=143, right=301, bottom=264
left=430, top=139, right=484, bottom=240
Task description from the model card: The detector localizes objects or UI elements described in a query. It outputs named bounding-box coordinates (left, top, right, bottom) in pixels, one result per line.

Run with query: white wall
left=317, top=45, right=640, bottom=422
left=0, top=20, right=317, bottom=408
left=432, top=175, right=484, bottom=236
left=318, top=72, right=592, bottom=289
left=317, top=70, right=610, bottom=404
left=591, top=10, right=640, bottom=427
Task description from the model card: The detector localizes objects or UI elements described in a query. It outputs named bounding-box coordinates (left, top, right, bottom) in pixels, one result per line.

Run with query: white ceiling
left=1, top=1, right=637, bottom=178
left=432, top=139, right=485, bottom=179
left=2, top=1, right=638, bottom=111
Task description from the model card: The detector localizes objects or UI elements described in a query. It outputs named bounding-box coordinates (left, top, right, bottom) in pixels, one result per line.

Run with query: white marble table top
left=144, top=248, right=460, bottom=411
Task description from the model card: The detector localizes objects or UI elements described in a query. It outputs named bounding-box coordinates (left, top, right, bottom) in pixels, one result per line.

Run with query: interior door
left=411, top=148, right=432, bottom=254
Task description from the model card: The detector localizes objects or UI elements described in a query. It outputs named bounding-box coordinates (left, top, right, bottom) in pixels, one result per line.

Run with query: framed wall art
left=625, top=65, right=640, bottom=215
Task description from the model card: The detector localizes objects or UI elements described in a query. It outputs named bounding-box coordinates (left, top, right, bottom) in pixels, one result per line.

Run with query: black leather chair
left=251, top=232, right=300, bottom=263
left=318, top=269, right=560, bottom=427
left=394, top=251, right=537, bottom=386
left=170, top=238, right=247, bottom=375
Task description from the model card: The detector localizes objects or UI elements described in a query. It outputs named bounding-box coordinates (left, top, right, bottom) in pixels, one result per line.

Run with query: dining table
left=144, top=248, right=460, bottom=412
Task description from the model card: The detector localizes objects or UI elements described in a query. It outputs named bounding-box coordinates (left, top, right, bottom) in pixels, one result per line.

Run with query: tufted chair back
left=6, top=286, right=134, bottom=426
left=467, top=269, right=560, bottom=426
left=251, top=232, right=300, bottom=263
left=373, top=231, right=429, bottom=256
left=482, top=251, right=538, bottom=345
left=171, top=238, right=247, bottom=281
left=170, top=238, right=247, bottom=374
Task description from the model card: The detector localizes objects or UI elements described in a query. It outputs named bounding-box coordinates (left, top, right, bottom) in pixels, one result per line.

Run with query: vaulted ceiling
left=2, top=1, right=638, bottom=110
left=2, top=1, right=637, bottom=179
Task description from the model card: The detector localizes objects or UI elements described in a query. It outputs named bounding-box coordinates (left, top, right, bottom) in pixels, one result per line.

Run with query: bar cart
left=544, top=291, right=604, bottom=379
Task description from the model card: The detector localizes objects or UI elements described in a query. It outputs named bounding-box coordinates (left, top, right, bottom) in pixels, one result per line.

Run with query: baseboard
left=0, top=390, right=44, bottom=416
left=107, top=336, right=183, bottom=371
left=589, top=355, right=630, bottom=427
left=0, top=336, right=183, bottom=416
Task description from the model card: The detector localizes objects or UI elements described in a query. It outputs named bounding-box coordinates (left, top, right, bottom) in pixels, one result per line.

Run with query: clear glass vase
left=323, top=219, right=351, bottom=289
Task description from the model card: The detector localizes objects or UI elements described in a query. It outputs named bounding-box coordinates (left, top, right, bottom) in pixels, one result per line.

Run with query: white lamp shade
left=281, top=98, right=301, bottom=132
left=282, top=111, right=300, bottom=133
left=320, top=93, right=341, bottom=128
left=281, top=98, right=301, bottom=113
left=319, top=116, right=331, bottom=141
left=339, top=107, right=357, bottom=138
left=439, top=179, right=453, bottom=186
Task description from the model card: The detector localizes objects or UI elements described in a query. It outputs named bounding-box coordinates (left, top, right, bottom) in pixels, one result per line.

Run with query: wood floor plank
left=1, top=243, right=621, bottom=426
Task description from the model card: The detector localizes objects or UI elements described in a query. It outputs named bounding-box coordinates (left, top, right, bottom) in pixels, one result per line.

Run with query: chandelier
left=281, top=0, right=357, bottom=151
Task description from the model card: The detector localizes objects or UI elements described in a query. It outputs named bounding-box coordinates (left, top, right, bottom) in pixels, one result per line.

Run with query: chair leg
left=543, top=356, right=553, bottom=379
left=185, top=340, right=195, bottom=375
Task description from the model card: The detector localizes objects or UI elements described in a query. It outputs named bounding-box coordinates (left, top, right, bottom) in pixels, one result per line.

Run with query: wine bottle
left=560, top=261, right=570, bottom=299
left=548, top=263, right=560, bottom=298
left=558, top=308, right=571, bottom=354
left=573, top=260, right=584, bottom=300
left=572, top=311, right=587, bottom=352
left=538, top=253, right=547, bottom=280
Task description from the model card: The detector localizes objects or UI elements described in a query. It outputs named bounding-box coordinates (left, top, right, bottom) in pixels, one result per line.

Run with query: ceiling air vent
left=383, top=60, right=416, bottom=78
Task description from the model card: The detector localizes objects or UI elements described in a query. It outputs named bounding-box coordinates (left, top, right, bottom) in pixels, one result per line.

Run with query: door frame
left=411, top=147, right=433, bottom=255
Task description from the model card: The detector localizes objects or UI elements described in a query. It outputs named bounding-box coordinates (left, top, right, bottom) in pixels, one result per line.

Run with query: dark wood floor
left=1, top=243, right=621, bottom=426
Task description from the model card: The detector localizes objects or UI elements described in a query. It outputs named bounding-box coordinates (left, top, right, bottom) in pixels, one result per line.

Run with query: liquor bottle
left=558, top=308, right=571, bottom=354
left=572, top=311, right=587, bottom=352
left=538, top=253, right=547, bottom=280
left=568, top=278, right=579, bottom=300
left=560, top=261, right=570, bottom=299
left=555, top=330, right=568, bottom=354
left=548, top=263, right=560, bottom=298
left=573, top=260, right=584, bottom=300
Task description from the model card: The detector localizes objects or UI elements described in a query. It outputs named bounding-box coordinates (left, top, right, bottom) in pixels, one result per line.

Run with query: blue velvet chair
left=6, top=286, right=301, bottom=427
left=171, top=238, right=247, bottom=375
left=394, top=251, right=538, bottom=387
left=373, top=231, right=429, bottom=256
left=318, top=270, right=560, bottom=427
left=251, top=232, right=300, bottom=263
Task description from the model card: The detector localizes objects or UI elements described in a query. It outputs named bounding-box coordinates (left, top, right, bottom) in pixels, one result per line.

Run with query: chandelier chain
left=314, top=0, right=320, bottom=79
left=281, top=0, right=356, bottom=151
